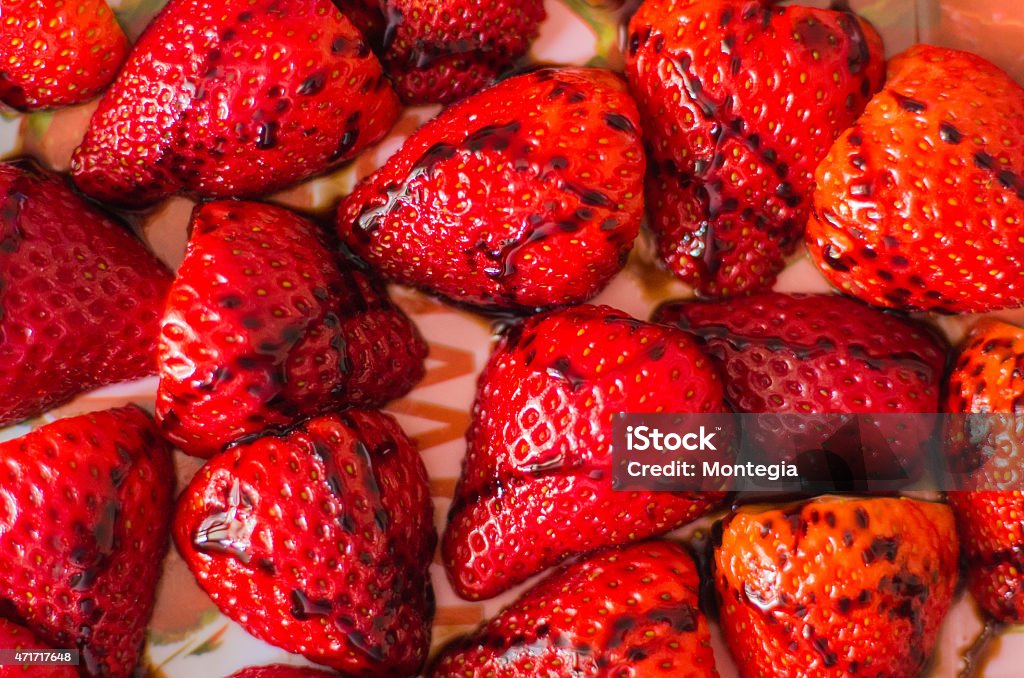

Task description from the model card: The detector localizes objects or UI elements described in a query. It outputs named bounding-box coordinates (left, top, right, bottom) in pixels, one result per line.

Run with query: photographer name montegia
left=625, top=460, right=800, bottom=481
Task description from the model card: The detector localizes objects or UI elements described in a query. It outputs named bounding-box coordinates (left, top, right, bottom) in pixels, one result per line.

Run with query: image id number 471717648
left=0, top=649, right=79, bottom=666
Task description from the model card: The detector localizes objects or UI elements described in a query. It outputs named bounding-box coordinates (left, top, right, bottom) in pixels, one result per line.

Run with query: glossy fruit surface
left=173, top=411, right=435, bottom=675
left=808, top=45, right=1024, bottom=312
left=0, top=0, right=129, bottom=110
left=157, top=200, right=426, bottom=457
left=0, top=406, right=174, bottom=678
left=627, top=0, right=884, bottom=296
left=72, top=0, right=400, bottom=206
left=443, top=304, right=728, bottom=600
left=433, top=541, right=719, bottom=677
left=654, top=293, right=947, bottom=482
left=715, top=496, right=959, bottom=678
left=338, top=67, right=645, bottom=311
left=0, top=161, right=172, bottom=428
left=380, top=0, right=546, bottom=104
left=947, top=319, right=1024, bottom=621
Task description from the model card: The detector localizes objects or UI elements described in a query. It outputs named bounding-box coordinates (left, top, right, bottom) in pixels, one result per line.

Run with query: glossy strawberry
left=157, top=200, right=426, bottom=457
left=174, top=411, right=435, bottom=675
left=71, top=0, right=400, bottom=207
left=380, top=0, right=546, bottom=104
left=808, top=45, right=1024, bottom=312
left=626, top=0, right=884, bottom=296
left=715, top=496, right=958, bottom=677
left=227, top=666, right=337, bottom=678
left=0, top=619, right=76, bottom=677
left=433, top=541, right=718, bottom=677
left=0, top=407, right=175, bottom=678
left=654, top=293, right=947, bottom=481
left=338, top=67, right=645, bottom=311
left=946, top=319, right=1024, bottom=621
left=0, top=0, right=129, bottom=111
left=0, top=161, right=173, bottom=428
left=443, top=304, right=728, bottom=600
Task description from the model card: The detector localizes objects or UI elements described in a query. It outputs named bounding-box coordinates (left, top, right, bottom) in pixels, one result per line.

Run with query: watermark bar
left=612, top=413, right=1024, bottom=492
left=0, top=649, right=79, bottom=666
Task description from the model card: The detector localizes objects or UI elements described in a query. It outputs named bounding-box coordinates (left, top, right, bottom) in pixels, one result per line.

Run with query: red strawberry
left=337, top=0, right=387, bottom=46
left=626, top=0, right=884, bottom=296
left=173, top=410, right=435, bottom=675
left=808, top=45, right=1024, bottom=313
left=156, top=200, right=426, bottom=457
left=0, top=161, right=172, bottom=428
left=0, top=0, right=129, bottom=111
left=715, top=496, right=959, bottom=677
left=442, top=304, right=727, bottom=600
left=653, top=293, right=947, bottom=481
left=0, top=406, right=175, bottom=678
left=71, top=0, right=400, bottom=208
left=946, top=319, right=1024, bottom=621
left=0, top=619, right=76, bottom=677
left=432, top=541, right=718, bottom=677
left=337, top=67, right=645, bottom=311
left=380, top=0, right=546, bottom=105
left=227, top=665, right=337, bottom=678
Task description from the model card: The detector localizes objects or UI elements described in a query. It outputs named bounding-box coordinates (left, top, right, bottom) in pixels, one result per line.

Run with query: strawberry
left=0, top=406, right=175, bottom=678
left=715, top=496, right=959, bottom=677
left=71, top=0, right=400, bottom=208
left=156, top=200, right=426, bottom=458
left=808, top=45, right=1024, bottom=313
left=946, top=319, right=1024, bottom=621
left=0, top=0, right=129, bottom=111
left=0, top=619, right=76, bottom=677
left=442, top=304, right=727, bottom=600
left=653, top=293, right=948, bottom=481
left=947, top=319, right=1024, bottom=416
left=338, top=0, right=387, bottom=46
left=337, top=67, right=645, bottom=311
left=379, top=0, right=546, bottom=105
left=173, top=410, right=435, bottom=675
left=0, top=161, right=173, bottom=428
left=227, top=666, right=337, bottom=678
left=432, top=540, right=718, bottom=677
left=626, top=0, right=884, bottom=297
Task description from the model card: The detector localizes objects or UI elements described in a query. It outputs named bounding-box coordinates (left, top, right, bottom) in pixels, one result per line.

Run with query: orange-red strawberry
left=442, top=305, right=727, bottom=600
left=432, top=541, right=719, bottom=677
left=0, top=407, right=175, bottom=678
left=653, top=293, right=948, bottom=481
left=947, top=319, right=1024, bottom=415
left=0, top=619, right=76, bottom=677
left=626, top=0, right=884, bottom=297
left=946, top=319, right=1024, bottom=621
left=808, top=45, right=1024, bottom=312
left=0, top=161, right=172, bottom=428
left=338, top=67, right=645, bottom=311
left=71, top=0, right=400, bottom=207
left=157, top=200, right=425, bottom=457
left=715, top=497, right=958, bottom=677
left=380, top=0, right=546, bottom=104
left=174, top=411, right=435, bottom=676
left=0, top=0, right=129, bottom=111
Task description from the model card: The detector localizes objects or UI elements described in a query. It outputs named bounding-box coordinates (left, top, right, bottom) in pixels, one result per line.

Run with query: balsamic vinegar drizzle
left=959, top=619, right=1005, bottom=678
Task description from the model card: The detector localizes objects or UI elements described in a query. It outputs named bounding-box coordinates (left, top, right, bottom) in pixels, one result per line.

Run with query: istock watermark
left=624, top=424, right=719, bottom=452
left=611, top=413, right=1024, bottom=493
